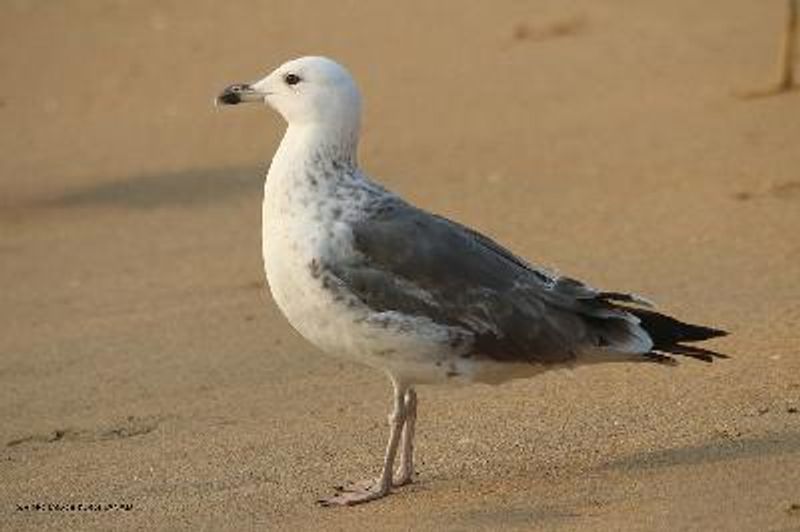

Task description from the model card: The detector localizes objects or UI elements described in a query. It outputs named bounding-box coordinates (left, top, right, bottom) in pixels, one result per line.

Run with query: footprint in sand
left=6, top=415, right=161, bottom=448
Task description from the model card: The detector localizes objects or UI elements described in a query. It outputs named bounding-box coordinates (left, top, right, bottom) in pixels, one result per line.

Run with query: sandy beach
left=1, top=1, right=799, bottom=530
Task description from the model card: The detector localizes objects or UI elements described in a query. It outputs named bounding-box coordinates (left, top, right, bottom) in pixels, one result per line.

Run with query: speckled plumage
left=218, top=55, right=727, bottom=506
left=259, top=109, right=661, bottom=385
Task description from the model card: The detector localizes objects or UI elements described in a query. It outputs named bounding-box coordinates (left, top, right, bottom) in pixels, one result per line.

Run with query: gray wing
left=330, top=200, right=652, bottom=363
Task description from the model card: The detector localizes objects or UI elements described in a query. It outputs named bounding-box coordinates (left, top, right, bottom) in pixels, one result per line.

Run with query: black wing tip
left=688, top=325, right=729, bottom=342
left=620, top=306, right=729, bottom=346
left=646, top=344, right=730, bottom=364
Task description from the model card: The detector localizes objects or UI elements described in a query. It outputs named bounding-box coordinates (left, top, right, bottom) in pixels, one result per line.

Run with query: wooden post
left=776, top=0, right=798, bottom=90
left=739, top=0, right=798, bottom=98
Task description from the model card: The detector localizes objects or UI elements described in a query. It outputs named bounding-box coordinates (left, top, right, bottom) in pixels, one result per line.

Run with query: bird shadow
left=43, top=166, right=263, bottom=211
left=598, top=431, right=800, bottom=472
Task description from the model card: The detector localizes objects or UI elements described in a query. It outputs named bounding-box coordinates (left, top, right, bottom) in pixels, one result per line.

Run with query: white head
left=217, top=56, right=362, bottom=132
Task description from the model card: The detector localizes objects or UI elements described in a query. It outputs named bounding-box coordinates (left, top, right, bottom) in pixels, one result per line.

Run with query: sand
left=1, top=1, right=799, bottom=530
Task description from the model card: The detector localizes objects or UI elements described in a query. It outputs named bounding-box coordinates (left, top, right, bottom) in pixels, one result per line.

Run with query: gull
left=216, top=56, right=728, bottom=506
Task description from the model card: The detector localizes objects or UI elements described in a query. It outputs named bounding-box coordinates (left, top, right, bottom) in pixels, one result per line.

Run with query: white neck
left=271, top=122, right=359, bottom=173
left=263, top=122, right=367, bottom=229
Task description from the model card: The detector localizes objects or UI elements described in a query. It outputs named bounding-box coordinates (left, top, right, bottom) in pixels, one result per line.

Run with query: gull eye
left=284, top=73, right=301, bottom=86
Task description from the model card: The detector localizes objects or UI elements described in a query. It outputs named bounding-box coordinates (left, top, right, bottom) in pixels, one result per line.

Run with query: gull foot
left=393, top=469, right=414, bottom=488
left=317, top=479, right=390, bottom=507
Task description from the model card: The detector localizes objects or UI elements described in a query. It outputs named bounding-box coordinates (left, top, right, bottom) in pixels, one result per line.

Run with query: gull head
left=216, top=56, right=362, bottom=130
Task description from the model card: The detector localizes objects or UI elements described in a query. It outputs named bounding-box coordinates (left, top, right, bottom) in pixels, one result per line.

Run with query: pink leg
left=318, top=379, right=409, bottom=506
left=394, top=388, right=417, bottom=486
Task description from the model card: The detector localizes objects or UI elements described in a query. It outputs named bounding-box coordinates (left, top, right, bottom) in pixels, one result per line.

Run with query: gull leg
left=317, top=379, right=408, bottom=506
left=394, top=388, right=417, bottom=487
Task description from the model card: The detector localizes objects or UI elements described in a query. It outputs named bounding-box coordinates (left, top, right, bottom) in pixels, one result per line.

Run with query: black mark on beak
left=216, top=83, right=251, bottom=105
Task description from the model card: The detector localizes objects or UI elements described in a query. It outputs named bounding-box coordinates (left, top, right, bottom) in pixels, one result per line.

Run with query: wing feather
left=329, top=201, right=651, bottom=363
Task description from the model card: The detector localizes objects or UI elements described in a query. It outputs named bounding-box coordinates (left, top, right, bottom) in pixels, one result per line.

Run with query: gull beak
left=215, top=83, right=267, bottom=107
